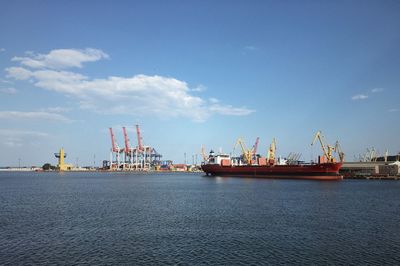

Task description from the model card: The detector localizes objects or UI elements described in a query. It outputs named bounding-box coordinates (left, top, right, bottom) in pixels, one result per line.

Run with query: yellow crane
left=334, top=140, right=345, bottom=162
left=311, top=131, right=335, bottom=163
left=267, top=138, right=277, bottom=162
left=233, top=138, right=252, bottom=164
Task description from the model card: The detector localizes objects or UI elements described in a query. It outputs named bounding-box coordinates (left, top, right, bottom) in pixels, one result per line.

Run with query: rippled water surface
left=1, top=171, right=400, bottom=265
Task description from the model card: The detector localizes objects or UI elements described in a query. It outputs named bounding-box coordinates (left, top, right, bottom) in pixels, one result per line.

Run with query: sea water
left=1, top=171, right=400, bottom=264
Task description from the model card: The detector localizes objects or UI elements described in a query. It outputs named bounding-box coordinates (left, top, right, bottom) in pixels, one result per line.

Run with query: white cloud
left=0, top=87, right=17, bottom=94
left=0, top=111, right=72, bottom=122
left=0, top=129, right=49, bottom=147
left=191, top=84, right=207, bottom=92
left=6, top=67, right=33, bottom=80
left=0, top=129, right=49, bottom=137
left=351, top=94, right=368, bottom=100
left=388, top=108, right=398, bottom=112
left=209, top=104, right=255, bottom=116
left=209, top=98, right=220, bottom=104
left=0, top=79, right=13, bottom=84
left=11, top=48, right=109, bottom=69
left=6, top=49, right=255, bottom=122
left=371, top=88, right=384, bottom=93
left=40, top=106, right=72, bottom=113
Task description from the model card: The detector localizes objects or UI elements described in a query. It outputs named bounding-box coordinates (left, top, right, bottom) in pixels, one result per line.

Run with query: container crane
left=311, top=130, right=335, bottom=163
left=109, top=127, right=122, bottom=169
left=122, top=126, right=134, bottom=168
left=136, top=124, right=144, bottom=151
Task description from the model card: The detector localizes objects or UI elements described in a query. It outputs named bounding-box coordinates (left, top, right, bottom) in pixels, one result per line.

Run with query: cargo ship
left=201, top=154, right=342, bottom=180
left=201, top=132, right=343, bottom=180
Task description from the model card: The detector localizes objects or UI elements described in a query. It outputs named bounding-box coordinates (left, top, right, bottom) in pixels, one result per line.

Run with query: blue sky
left=0, top=0, right=399, bottom=166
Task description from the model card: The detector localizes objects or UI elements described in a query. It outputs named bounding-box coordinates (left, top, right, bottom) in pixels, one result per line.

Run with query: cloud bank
left=6, top=48, right=254, bottom=122
left=0, top=111, right=72, bottom=122
left=0, top=129, right=49, bottom=147
left=11, top=48, right=109, bottom=69
left=0, top=87, right=17, bottom=94
left=351, top=94, right=368, bottom=100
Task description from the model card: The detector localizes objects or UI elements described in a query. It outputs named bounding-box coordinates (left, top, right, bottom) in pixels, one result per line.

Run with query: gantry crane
left=109, top=127, right=123, bottom=169
left=311, top=130, right=335, bottom=163
left=122, top=126, right=135, bottom=168
left=136, top=124, right=144, bottom=151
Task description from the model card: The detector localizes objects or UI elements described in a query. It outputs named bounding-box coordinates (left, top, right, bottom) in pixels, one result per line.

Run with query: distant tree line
left=42, top=163, right=56, bottom=171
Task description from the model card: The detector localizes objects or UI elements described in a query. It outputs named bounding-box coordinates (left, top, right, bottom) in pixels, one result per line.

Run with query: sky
left=0, top=0, right=399, bottom=167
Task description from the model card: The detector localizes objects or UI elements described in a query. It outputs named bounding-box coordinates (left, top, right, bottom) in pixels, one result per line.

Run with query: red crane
left=122, top=126, right=131, bottom=152
left=109, top=127, right=120, bottom=152
left=136, top=124, right=144, bottom=151
left=252, top=137, right=260, bottom=157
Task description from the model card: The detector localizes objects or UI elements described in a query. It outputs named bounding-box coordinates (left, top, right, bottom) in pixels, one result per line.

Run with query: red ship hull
left=201, top=163, right=343, bottom=180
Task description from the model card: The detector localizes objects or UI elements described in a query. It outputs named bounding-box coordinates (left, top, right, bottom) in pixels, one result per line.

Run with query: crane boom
left=122, top=127, right=130, bottom=152
left=311, top=131, right=329, bottom=159
left=135, top=124, right=143, bottom=151
left=109, top=127, right=119, bottom=152
left=334, top=140, right=345, bottom=162
left=267, top=138, right=277, bottom=161
left=201, top=145, right=208, bottom=161
left=252, top=137, right=260, bottom=157
left=233, top=138, right=252, bottom=164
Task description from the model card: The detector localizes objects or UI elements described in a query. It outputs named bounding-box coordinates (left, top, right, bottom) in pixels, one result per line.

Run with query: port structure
left=54, top=148, right=73, bottom=171
left=109, top=125, right=162, bottom=171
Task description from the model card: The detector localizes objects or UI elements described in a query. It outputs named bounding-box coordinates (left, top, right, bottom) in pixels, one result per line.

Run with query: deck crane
left=267, top=138, right=277, bottom=163
left=334, top=140, right=345, bottom=162
left=233, top=138, right=252, bottom=164
left=201, top=145, right=208, bottom=162
left=251, top=137, right=260, bottom=163
left=311, top=131, right=335, bottom=163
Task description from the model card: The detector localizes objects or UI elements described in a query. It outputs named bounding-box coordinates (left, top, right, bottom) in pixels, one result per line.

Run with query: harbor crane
left=233, top=138, right=253, bottom=164
left=251, top=137, right=260, bottom=163
left=109, top=127, right=123, bottom=169
left=311, top=130, right=335, bottom=163
left=267, top=138, right=277, bottom=163
left=136, top=124, right=144, bottom=151
left=334, top=140, right=345, bottom=162
left=201, top=145, right=208, bottom=162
